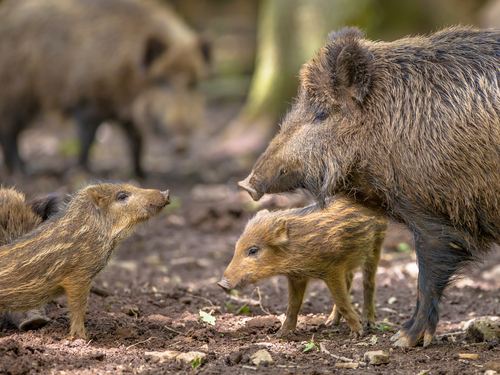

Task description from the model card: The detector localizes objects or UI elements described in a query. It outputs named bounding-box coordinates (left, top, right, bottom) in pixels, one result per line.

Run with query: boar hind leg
left=121, top=120, right=144, bottom=178
left=326, top=275, right=363, bottom=336
left=362, top=236, right=383, bottom=327
left=278, top=277, right=309, bottom=337
left=393, top=228, right=472, bottom=348
left=327, top=272, right=354, bottom=326
left=63, top=281, right=91, bottom=340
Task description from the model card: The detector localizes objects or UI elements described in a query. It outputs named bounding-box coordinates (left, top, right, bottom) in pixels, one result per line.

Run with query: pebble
left=250, top=349, right=273, bottom=366
left=364, top=350, right=390, bottom=365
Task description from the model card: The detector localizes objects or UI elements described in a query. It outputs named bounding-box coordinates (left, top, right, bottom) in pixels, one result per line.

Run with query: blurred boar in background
left=0, top=0, right=209, bottom=176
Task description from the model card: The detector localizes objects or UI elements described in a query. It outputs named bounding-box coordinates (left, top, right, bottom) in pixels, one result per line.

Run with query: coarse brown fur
left=0, top=187, right=59, bottom=331
left=0, top=188, right=59, bottom=245
left=0, top=182, right=170, bottom=338
left=0, top=0, right=209, bottom=176
left=239, top=26, right=500, bottom=347
left=219, top=197, right=387, bottom=336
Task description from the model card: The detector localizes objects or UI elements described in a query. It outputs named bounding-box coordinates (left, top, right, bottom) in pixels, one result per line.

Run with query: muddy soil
left=1, top=104, right=500, bottom=375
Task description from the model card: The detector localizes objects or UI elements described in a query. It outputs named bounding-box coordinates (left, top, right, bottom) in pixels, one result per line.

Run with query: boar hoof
left=392, top=328, right=432, bottom=348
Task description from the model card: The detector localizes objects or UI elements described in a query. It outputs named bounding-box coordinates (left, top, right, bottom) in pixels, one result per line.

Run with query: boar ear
left=144, top=36, right=167, bottom=69
left=335, top=35, right=374, bottom=104
left=271, top=218, right=289, bottom=246
left=300, top=27, right=373, bottom=107
left=87, top=186, right=108, bottom=210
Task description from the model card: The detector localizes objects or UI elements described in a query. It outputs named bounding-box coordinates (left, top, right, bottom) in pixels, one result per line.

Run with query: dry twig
left=126, top=337, right=154, bottom=350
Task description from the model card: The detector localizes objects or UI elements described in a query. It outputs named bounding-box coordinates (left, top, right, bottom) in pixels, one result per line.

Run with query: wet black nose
left=218, top=278, right=231, bottom=293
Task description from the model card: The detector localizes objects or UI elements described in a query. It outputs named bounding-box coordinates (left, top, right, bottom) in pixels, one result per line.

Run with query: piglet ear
left=271, top=218, right=289, bottom=246
left=255, top=209, right=269, bottom=218
left=29, top=193, right=60, bottom=221
left=87, top=186, right=107, bottom=210
left=335, top=33, right=374, bottom=104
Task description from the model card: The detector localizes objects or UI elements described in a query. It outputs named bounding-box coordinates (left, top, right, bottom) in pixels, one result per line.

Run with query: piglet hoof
left=276, top=327, right=293, bottom=339
left=325, top=317, right=340, bottom=327
left=69, top=328, right=88, bottom=341
left=350, top=329, right=364, bottom=338
left=363, top=320, right=375, bottom=329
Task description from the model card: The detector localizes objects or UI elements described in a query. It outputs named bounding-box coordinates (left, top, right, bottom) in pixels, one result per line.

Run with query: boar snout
left=218, top=278, right=232, bottom=293
left=237, top=175, right=264, bottom=201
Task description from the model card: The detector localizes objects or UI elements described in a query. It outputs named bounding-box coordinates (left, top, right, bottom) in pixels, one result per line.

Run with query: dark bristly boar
left=0, top=0, right=209, bottom=176
left=0, top=182, right=170, bottom=339
left=0, top=188, right=60, bottom=331
left=218, top=198, right=387, bottom=337
left=238, top=26, right=500, bottom=347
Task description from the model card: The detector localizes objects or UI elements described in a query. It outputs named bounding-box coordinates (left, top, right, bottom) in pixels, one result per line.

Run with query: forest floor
left=1, top=103, right=499, bottom=375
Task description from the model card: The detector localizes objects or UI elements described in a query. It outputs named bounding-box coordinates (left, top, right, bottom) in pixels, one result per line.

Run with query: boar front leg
left=277, top=277, right=309, bottom=337
left=326, top=275, right=363, bottom=336
left=392, top=227, right=467, bottom=348
left=326, top=272, right=354, bottom=326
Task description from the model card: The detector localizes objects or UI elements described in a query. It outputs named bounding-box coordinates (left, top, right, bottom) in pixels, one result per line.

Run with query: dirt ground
left=1, top=104, right=500, bottom=375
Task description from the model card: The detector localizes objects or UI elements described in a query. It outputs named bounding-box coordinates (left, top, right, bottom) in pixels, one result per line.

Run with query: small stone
left=364, top=350, right=390, bottom=365
left=144, top=350, right=180, bottom=363
left=485, top=371, right=498, bottom=375
left=458, top=353, right=480, bottom=360
left=465, top=317, right=500, bottom=343
left=486, top=361, right=500, bottom=371
left=335, top=363, right=359, bottom=369
left=250, top=349, right=274, bottom=366
left=176, top=351, right=207, bottom=364
left=226, top=351, right=243, bottom=365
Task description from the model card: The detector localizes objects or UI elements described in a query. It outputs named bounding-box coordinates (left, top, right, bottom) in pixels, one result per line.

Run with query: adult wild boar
left=238, top=26, right=500, bottom=347
left=0, top=0, right=209, bottom=176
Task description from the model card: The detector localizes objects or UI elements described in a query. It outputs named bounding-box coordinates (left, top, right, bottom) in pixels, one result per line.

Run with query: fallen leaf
left=199, top=310, right=216, bottom=325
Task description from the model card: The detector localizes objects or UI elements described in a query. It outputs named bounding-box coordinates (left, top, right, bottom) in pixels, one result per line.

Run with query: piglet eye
left=117, top=193, right=128, bottom=201
left=248, top=247, right=259, bottom=256
left=313, top=112, right=328, bottom=122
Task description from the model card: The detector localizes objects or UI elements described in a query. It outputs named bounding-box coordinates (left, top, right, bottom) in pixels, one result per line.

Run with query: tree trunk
left=211, top=0, right=369, bottom=162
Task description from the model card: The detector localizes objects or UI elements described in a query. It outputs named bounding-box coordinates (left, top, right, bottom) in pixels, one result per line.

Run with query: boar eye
left=247, top=247, right=259, bottom=256
left=313, top=112, right=329, bottom=123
